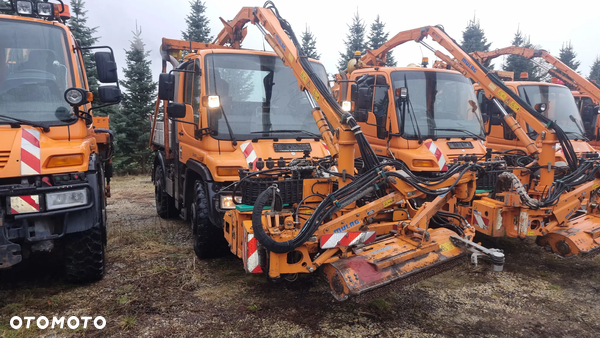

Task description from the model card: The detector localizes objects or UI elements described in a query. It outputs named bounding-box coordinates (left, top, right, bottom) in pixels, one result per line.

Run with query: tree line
left=68, top=1, right=600, bottom=174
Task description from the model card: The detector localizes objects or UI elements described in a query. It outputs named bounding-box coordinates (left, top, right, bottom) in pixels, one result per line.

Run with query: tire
left=64, top=226, right=105, bottom=283
left=155, top=165, right=176, bottom=219
left=191, top=180, right=228, bottom=259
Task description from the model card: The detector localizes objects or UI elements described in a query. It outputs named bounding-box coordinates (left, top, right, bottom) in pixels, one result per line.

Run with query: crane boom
left=471, top=47, right=600, bottom=105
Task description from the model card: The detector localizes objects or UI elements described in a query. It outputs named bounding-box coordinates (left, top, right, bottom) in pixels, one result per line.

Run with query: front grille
left=0, top=151, right=9, bottom=170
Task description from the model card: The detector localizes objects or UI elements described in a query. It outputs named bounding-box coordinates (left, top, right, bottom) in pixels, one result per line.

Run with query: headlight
left=220, top=195, right=242, bottom=209
left=36, top=2, right=53, bottom=17
left=64, top=88, right=90, bottom=106
left=16, top=1, right=33, bottom=15
left=208, top=95, right=220, bottom=108
left=341, top=101, right=352, bottom=112
left=46, top=189, right=88, bottom=210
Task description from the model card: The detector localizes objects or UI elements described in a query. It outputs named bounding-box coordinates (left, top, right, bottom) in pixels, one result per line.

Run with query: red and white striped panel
left=320, top=231, right=376, bottom=249
left=240, top=142, right=258, bottom=170
left=472, top=210, right=490, bottom=230
left=243, top=232, right=263, bottom=273
left=21, top=129, right=41, bottom=175
left=424, top=141, right=448, bottom=171
left=10, top=195, right=40, bottom=214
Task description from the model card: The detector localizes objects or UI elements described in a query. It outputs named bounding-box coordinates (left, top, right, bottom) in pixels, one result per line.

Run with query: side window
left=183, top=62, right=202, bottom=125
left=192, top=60, right=201, bottom=125
left=372, top=75, right=389, bottom=117
left=183, top=63, right=194, bottom=105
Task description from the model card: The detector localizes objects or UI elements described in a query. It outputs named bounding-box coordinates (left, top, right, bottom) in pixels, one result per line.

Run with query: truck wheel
left=64, top=226, right=105, bottom=283
left=155, top=165, right=176, bottom=219
left=192, top=180, right=228, bottom=259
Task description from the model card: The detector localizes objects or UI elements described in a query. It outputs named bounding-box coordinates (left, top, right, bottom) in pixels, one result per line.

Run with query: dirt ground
left=1, top=175, right=600, bottom=337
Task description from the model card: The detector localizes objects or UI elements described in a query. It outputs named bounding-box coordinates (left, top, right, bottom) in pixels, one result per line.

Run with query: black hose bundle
left=252, top=166, right=384, bottom=253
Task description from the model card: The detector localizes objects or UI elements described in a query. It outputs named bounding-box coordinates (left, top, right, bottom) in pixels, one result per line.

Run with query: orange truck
left=173, top=4, right=505, bottom=301
left=0, top=1, right=121, bottom=281
left=334, top=54, right=487, bottom=176
left=149, top=38, right=332, bottom=257
left=340, top=25, right=600, bottom=257
left=470, top=47, right=599, bottom=155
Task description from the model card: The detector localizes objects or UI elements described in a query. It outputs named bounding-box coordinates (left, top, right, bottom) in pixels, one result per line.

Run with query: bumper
left=0, top=171, right=102, bottom=269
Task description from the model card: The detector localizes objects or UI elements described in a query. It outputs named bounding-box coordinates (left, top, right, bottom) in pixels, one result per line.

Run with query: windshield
left=517, top=85, right=585, bottom=140
left=0, top=19, right=75, bottom=125
left=390, top=71, right=485, bottom=140
left=205, top=53, right=323, bottom=140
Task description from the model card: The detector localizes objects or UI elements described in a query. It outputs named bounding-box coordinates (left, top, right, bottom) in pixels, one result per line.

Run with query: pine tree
left=460, top=16, right=492, bottom=68
left=182, top=0, right=212, bottom=43
left=68, top=0, right=99, bottom=101
left=588, top=56, right=600, bottom=84
left=558, top=41, right=581, bottom=72
left=502, top=28, right=542, bottom=81
left=337, top=11, right=367, bottom=70
left=300, top=25, right=320, bottom=60
left=367, top=15, right=395, bottom=67
left=113, top=26, right=157, bottom=174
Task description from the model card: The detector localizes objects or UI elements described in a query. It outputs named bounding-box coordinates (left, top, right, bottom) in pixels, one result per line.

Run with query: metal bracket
left=450, top=235, right=504, bottom=271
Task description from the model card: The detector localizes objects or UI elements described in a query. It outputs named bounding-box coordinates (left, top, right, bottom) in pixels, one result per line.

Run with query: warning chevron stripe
left=10, top=195, right=40, bottom=214
left=240, top=142, right=258, bottom=170
left=320, top=231, right=376, bottom=249
left=424, top=141, right=448, bottom=171
left=21, top=129, right=41, bottom=175
left=244, top=233, right=263, bottom=273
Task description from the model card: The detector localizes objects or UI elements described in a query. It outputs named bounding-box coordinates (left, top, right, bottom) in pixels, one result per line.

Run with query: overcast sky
left=75, top=0, right=600, bottom=84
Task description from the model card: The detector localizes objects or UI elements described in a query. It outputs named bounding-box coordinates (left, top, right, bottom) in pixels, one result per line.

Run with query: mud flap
left=538, top=214, right=600, bottom=257
left=0, top=213, right=22, bottom=269
left=322, top=228, right=467, bottom=301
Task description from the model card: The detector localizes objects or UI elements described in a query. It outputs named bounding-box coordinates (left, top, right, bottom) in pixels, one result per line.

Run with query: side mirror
left=350, top=83, right=358, bottom=103
left=356, top=87, right=372, bottom=111
left=158, top=73, right=175, bottom=101
left=167, top=102, right=186, bottom=119
left=98, top=85, right=121, bottom=104
left=354, top=110, right=368, bottom=122
left=94, top=52, right=118, bottom=83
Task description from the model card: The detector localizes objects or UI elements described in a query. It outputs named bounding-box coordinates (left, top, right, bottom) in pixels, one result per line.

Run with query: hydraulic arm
left=471, top=47, right=600, bottom=105
left=210, top=3, right=503, bottom=300
left=356, top=25, right=600, bottom=257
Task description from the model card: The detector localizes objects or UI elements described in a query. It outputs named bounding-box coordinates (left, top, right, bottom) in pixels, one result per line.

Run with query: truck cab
left=0, top=1, right=120, bottom=281
left=335, top=66, right=486, bottom=174
left=151, top=47, right=331, bottom=257
left=476, top=82, right=596, bottom=161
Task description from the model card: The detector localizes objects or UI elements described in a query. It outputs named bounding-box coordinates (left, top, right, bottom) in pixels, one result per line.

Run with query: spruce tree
left=588, top=56, right=600, bottom=84
left=300, top=25, right=320, bottom=60
left=68, top=0, right=99, bottom=101
left=182, top=0, right=212, bottom=43
left=113, top=26, right=156, bottom=174
left=337, top=11, right=367, bottom=70
left=502, top=28, right=542, bottom=81
left=558, top=41, right=581, bottom=72
left=460, top=17, right=492, bottom=68
left=367, top=15, right=395, bottom=67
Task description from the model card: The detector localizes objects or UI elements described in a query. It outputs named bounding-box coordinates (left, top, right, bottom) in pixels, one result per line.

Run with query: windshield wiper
left=568, top=115, right=589, bottom=141
left=0, top=115, right=50, bottom=132
left=433, top=128, right=484, bottom=140
left=403, top=73, right=423, bottom=143
left=250, top=130, right=321, bottom=139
